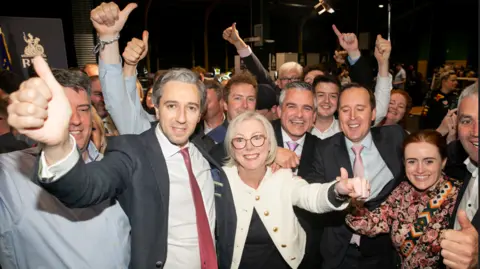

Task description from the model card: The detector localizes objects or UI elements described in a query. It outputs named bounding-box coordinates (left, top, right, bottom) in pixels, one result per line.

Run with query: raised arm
left=7, top=56, right=132, bottom=208
left=223, top=23, right=278, bottom=89
left=93, top=2, right=153, bottom=134
left=292, top=167, right=370, bottom=214
left=373, top=35, right=393, bottom=125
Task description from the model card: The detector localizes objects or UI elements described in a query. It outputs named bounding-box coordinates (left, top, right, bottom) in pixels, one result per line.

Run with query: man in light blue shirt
left=0, top=69, right=130, bottom=268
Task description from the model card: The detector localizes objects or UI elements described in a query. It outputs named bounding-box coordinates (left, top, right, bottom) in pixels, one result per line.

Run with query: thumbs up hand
left=334, top=167, right=371, bottom=200
left=223, top=23, right=242, bottom=45
left=123, top=30, right=149, bottom=66
left=91, top=2, right=137, bottom=39
left=8, top=56, right=71, bottom=146
left=441, top=210, right=478, bottom=269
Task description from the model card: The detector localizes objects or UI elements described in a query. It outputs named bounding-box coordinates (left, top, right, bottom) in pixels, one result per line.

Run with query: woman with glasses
left=220, top=111, right=371, bottom=269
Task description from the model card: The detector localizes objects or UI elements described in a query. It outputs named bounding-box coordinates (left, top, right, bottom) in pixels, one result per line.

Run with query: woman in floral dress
left=346, top=130, right=463, bottom=268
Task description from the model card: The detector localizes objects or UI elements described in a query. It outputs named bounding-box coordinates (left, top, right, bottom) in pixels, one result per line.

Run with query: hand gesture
left=332, top=25, right=359, bottom=53
left=7, top=56, right=71, bottom=146
left=90, top=2, right=137, bottom=39
left=223, top=23, right=242, bottom=45
left=441, top=210, right=479, bottom=269
left=334, top=50, right=348, bottom=65
left=335, top=167, right=370, bottom=200
left=437, top=108, right=458, bottom=136
left=123, top=30, right=149, bottom=66
left=274, top=147, right=300, bottom=169
left=374, top=35, right=391, bottom=64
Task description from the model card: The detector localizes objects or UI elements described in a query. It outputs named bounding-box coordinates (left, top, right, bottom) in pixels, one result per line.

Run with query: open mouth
left=290, top=120, right=305, bottom=126
left=413, top=175, right=430, bottom=181
left=244, top=153, right=260, bottom=160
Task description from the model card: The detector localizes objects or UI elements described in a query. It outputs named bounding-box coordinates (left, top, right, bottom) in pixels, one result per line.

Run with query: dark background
left=1, top=0, right=478, bottom=77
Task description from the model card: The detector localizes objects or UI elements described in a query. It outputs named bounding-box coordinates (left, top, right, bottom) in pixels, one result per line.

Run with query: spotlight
left=315, top=0, right=334, bottom=15
left=379, top=4, right=384, bottom=8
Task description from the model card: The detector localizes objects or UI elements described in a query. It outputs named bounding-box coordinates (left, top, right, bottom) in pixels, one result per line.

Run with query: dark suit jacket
left=306, top=124, right=407, bottom=269
left=192, top=120, right=229, bottom=152
left=444, top=140, right=480, bottom=230
left=272, top=120, right=323, bottom=268
left=39, top=126, right=237, bottom=269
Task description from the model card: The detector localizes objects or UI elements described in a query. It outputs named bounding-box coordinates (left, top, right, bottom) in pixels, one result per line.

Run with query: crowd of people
left=0, top=1, right=478, bottom=269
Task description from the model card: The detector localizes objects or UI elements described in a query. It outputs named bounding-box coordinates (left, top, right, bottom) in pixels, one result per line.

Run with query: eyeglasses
left=279, top=77, right=301, bottom=82
left=231, top=134, right=266, bottom=149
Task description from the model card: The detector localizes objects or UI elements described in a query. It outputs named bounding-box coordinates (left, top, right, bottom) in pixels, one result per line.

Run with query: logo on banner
left=21, top=32, right=47, bottom=68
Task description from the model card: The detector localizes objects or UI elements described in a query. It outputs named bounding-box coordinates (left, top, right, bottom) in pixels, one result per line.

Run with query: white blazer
left=224, top=166, right=349, bottom=269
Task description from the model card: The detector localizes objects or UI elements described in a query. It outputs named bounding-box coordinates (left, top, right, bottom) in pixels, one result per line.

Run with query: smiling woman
left=346, top=129, right=464, bottom=269
left=219, top=111, right=371, bottom=269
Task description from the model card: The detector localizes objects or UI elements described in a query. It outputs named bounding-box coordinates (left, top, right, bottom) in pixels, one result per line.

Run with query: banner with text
left=0, top=17, right=68, bottom=79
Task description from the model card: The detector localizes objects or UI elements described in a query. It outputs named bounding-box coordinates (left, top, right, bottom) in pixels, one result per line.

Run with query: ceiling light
left=379, top=4, right=384, bottom=8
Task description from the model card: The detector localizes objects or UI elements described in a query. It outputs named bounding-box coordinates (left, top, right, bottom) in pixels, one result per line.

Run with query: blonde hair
left=224, top=111, right=277, bottom=167
left=91, top=106, right=107, bottom=154
left=278, top=62, right=303, bottom=78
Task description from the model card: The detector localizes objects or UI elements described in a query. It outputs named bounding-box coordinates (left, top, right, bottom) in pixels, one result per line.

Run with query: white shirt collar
left=464, top=158, right=478, bottom=177
left=155, top=123, right=190, bottom=158
left=344, top=131, right=373, bottom=150
left=313, top=118, right=338, bottom=134
left=280, top=127, right=306, bottom=146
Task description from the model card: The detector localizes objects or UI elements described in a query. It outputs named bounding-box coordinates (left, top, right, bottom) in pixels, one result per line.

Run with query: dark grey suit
left=38, top=126, right=237, bottom=269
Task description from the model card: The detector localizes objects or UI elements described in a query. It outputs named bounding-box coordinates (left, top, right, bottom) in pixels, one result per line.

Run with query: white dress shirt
left=38, top=124, right=216, bottom=269
left=454, top=158, right=479, bottom=230
left=224, top=166, right=348, bottom=269
left=311, top=119, right=341, bottom=140
left=154, top=126, right=216, bottom=269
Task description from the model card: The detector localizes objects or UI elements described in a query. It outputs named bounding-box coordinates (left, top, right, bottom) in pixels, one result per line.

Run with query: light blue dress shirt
left=344, top=132, right=394, bottom=200
left=99, top=59, right=155, bottom=135
left=0, top=144, right=131, bottom=268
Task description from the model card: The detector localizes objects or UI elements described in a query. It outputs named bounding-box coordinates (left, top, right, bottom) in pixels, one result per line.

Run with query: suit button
left=255, top=195, right=260, bottom=201
left=281, top=244, right=287, bottom=248
left=290, top=257, right=296, bottom=260
left=273, top=227, right=278, bottom=232
left=155, top=261, right=163, bottom=268
left=264, top=211, right=269, bottom=216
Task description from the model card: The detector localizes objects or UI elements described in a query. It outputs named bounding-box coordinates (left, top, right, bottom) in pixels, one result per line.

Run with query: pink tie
left=286, top=141, right=299, bottom=152
left=179, top=148, right=218, bottom=269
left=350, top=144, right=365, bottom=246
left=352, top=145, right=364, bottom=178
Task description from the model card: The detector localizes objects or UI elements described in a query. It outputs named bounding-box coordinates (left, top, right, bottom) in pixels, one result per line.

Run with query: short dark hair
left=312, top=74, right=341, bottom=91
left=340, top=83, right=376, bottom=110
left=52, top=69, right=91, bottom=97
left=303, top=64, right=328, bottom=77
left=0, top=70, right=24, bottom=94
left=223, top=71, right=258, bottom=102
left=203, top=79, right=223, bottom=100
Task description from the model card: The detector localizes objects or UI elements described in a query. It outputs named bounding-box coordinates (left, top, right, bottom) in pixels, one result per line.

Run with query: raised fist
left=222, top=23, right=242, bottom=45
left=7, top=56, right=71, bottom=146
left=90, top=2, right=137, bottom=39
left=374, top=35, right=391, bottom=63
left=123, top=31, right=149, bottom=66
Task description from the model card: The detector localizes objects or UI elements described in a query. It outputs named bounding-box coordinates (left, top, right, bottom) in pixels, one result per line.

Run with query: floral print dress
left=346, top=175, right=462, bottom=269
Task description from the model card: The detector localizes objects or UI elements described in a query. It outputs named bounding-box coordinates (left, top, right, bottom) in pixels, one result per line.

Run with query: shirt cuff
left=347, top=55, right=360, bottom=65
left=237, top=46, right=252, bottom=58
left=39, top=135, right=80, bottom=183
left=325, top=181, right=350, bottom=210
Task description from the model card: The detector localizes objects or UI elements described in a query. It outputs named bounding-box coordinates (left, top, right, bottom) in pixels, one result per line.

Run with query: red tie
left=179, top=147, right=218, bottom=269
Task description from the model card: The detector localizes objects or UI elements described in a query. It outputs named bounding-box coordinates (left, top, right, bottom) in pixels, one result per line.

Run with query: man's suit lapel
left=450, top=170, right=473, bottom=229
left=371, top=128, right=401, bottom=178
left=142, top=127, right=170, bottom=212
left=298, top=133, right=316, bottom=178
left=272, top=120, right=284, bottom=147
left=333, top=135, right=354, bottom=177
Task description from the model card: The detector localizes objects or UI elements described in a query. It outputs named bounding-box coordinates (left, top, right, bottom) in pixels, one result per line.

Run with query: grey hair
left=224, top=111, right=277, bottom=167
left=458, top=82, right=478, bottom=109
left=152, top=68, right=207, bottom=112
left=278, top=62, right=303, bottom=78
left=279, top=81, right=317, bottom=110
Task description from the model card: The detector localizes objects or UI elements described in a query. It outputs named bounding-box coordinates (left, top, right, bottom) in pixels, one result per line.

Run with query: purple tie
left=286, top=141, right=299, bottom=152
left=179, top=148, right=218, bottom=269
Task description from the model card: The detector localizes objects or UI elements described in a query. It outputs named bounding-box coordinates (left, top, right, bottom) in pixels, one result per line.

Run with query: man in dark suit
left=306, top=83, right=407, bottom=269
left=270, top=81, right=323, bottom=268
left=7, top=57, right=236, bottom=269
left=441, top=83, right=478, bottom=269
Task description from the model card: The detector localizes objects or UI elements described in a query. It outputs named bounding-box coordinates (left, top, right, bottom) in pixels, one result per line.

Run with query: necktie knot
left=286, top=141, right=299, bottom=152
left=352, top=144, right=364, bottom=156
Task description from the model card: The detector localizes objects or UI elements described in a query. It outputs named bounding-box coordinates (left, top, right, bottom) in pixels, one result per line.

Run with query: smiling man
left=306, top=83, right=407, bottom=269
